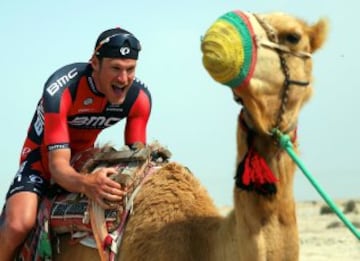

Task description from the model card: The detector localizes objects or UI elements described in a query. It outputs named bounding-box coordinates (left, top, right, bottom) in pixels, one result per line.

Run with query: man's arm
left=125, top=88, right=151, bottom=145
left=49, top=148, right=126, bottom=209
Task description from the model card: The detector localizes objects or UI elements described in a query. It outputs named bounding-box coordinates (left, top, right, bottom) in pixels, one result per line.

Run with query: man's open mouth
left=112, top=84, right=126, bottom=96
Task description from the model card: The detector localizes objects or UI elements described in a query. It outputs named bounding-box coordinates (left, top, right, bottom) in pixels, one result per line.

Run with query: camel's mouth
left=201, top=11, right=257, bottom=90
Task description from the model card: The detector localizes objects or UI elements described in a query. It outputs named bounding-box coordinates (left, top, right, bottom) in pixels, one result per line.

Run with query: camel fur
left=53, top=11, right=328, bottom=261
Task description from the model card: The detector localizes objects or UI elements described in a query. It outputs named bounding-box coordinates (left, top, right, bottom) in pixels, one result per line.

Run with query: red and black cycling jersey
left=20, top=62, right=151, bottom=180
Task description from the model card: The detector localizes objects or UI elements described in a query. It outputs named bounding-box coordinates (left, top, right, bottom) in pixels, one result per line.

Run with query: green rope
left=272, top=128, right=360, bottom=241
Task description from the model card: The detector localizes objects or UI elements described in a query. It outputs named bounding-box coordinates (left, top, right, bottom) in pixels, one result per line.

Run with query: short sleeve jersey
left=20, top=62, right=152, bottom=180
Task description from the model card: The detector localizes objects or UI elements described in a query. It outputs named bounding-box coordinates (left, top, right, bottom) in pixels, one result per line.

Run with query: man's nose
left=117, top=71, right=127, bottom=83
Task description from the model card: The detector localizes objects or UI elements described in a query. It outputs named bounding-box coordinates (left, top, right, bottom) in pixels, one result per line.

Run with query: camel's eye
left=284, top=33, right=301, bottom=44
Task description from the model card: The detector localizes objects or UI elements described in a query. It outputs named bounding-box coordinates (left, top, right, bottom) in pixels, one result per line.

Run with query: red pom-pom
left=103, top=234, right=113, bottom=249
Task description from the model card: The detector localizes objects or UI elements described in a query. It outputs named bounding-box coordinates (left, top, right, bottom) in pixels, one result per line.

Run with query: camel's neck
left=230, top=125, right=299, bottom=260
left=235, top=122, right=298, bottom=200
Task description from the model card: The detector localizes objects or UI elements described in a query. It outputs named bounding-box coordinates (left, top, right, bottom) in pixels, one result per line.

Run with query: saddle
left=16, top=142, right=171, bottom=261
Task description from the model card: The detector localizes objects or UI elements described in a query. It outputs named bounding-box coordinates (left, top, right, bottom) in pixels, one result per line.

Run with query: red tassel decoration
left=242, top=146, right=278, bottom=186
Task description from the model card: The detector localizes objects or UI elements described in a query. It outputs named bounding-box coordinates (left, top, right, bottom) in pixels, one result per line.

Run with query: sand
left=297, top=199, right=360, bottom=261
left=219, top=199, right=360, bottom=260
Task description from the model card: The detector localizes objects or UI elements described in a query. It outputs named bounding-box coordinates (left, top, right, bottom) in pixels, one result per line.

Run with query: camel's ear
left=309, top=18, right=328, bottom=53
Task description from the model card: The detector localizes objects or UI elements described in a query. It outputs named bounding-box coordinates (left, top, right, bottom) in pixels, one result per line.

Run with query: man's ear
left=90, top=55, right=100, bottom=71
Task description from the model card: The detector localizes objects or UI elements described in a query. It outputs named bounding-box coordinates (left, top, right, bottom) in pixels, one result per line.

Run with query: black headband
left=95, top=32, right=141, bottom=60
left=96, top=44, right=139, bottom=59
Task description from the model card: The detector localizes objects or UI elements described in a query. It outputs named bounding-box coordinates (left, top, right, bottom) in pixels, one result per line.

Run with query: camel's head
left=201, top=11, right=327, bottom=135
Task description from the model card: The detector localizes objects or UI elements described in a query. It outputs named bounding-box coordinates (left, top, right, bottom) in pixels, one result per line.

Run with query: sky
left=0, top=0, right=358, bottom=207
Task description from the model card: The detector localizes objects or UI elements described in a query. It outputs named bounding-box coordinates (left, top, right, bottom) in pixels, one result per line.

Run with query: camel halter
left=251, top=13, right=311, bottom=134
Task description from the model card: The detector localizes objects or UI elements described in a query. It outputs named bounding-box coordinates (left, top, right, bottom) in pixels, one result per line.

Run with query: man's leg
left=0, top=191, right=39, bottom=261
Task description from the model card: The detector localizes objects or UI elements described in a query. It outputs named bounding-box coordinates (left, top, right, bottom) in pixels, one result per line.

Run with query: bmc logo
left=46, top=68, right=78, bottom=96
left=68, top=116, right=121, bottom=128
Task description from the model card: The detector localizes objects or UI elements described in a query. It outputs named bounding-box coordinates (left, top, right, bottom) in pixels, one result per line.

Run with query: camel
left=51, top=10, right=328, bottom=261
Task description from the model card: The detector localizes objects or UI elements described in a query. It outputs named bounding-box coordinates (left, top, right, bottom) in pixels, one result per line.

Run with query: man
left=0, top=27, right=152, bottom=260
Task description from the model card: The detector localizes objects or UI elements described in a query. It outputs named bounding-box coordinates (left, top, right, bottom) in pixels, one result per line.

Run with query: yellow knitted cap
left=201, top=11, right=256, bottom=89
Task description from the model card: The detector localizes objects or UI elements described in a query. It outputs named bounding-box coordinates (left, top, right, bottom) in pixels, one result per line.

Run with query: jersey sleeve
left=43, top=88, right=72, bottom=151
left=124, top=88, right=152, bottom=145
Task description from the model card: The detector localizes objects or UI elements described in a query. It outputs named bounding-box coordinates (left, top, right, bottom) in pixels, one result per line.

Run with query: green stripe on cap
left=220, top=12, right=254, bottom=88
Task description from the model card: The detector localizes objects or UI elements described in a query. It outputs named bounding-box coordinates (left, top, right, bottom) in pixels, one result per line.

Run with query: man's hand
left=83, top=167, right=127, bottom=209
left=49, top=149, right=126, bottom=209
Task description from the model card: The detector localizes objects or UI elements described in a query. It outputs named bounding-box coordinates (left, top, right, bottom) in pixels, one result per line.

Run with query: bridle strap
left=286, top=79, right=310, bottom=87
left=253, top=14, right=312, bottom=133
left=258, top=38, right=312, bottom=59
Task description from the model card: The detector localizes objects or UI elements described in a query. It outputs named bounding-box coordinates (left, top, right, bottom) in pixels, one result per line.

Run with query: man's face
left=92, top=57, right=137, bottom=105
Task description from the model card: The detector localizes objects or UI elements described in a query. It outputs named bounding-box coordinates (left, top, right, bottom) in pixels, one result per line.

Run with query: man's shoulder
left=131, top=77, right=151, bottom=96
left=122, top=77, right=152, bottom=113
left=43, top=62, right=91, bottom=96
left=44, top=63, right=91, bottom=87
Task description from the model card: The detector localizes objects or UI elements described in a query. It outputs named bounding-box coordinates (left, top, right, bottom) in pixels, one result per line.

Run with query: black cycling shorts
left=6, top=150, right=49, bottom=199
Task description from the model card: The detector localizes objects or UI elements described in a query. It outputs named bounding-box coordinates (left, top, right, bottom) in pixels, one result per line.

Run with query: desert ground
left=297, top=199, right=359, bottom=261
left=220, top=199, right=360, bottom=261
